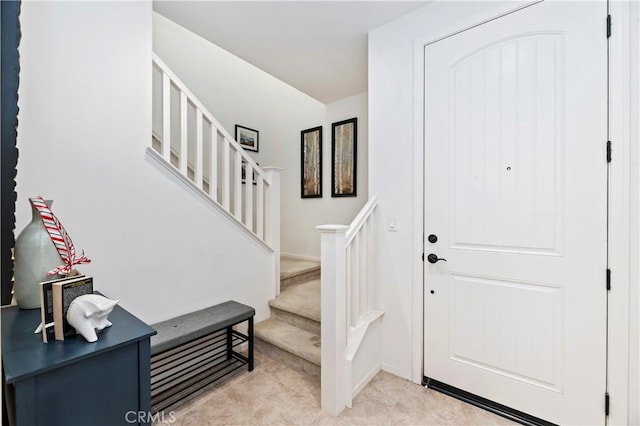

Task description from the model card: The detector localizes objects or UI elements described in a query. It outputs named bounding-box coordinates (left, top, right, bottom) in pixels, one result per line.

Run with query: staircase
left=152, top=52, right=381, bottom=415
left=254, top=256, right=321, bottom=377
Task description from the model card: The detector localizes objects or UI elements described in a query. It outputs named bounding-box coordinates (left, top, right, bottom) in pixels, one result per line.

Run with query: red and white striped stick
left=30, top=196, right=91, bottom=275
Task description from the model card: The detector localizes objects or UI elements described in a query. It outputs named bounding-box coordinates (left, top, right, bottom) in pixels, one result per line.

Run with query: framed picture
left=301, top=126, right=322, bottom=198
left=331, top=118, right=357, bottom=197
left=235, top=125, right=259, bottom=152
left=241, top=161, right=258, bottom=185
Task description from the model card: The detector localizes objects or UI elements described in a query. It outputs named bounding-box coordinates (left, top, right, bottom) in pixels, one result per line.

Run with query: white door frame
left=410, top=1, right=638, bottom=423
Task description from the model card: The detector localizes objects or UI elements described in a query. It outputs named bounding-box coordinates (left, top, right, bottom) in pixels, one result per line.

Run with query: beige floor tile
left=176, top=396, right=252, bottom=425
left=167, top=351, right=272, bottom=415
left=338, top=399, right=394, bottom=425
left=310, top=412, right=352, bottom=425
left=353, top=370, right=411, bottom=409
left=386, top=400, right=452, bottom=425
left=160, top=349, right=522, bottom=426
left=262, top=359, right=321, bottom=404
left=253, top=348, right=276, bottom=368
left=249, top=391, right=323, bottom=425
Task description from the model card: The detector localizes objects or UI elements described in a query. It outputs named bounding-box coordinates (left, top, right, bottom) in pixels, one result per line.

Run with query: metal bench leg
left=226, top=326, right=232, bottom=361
left=248, top=317, right=254, bottom=371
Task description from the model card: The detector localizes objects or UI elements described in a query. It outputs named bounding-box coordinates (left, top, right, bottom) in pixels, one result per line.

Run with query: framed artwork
left=235, top=125, right=259, bottom=152
left=331, top=118, right=357, bottom=197
left=241, top=161, right=258, bottom=185
left=301, top=126, right=322, bottom=198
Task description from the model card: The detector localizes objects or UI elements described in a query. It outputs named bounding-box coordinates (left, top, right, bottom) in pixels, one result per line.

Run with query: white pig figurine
left=67, top=294, right=119, bottom=342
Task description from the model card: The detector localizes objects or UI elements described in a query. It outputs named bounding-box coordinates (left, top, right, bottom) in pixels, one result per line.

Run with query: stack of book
left=38, top=275, right=94, bottom=342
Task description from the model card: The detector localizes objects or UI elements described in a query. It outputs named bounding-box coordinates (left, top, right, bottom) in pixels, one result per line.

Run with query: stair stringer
left=146, top=147, right=272, bottom=252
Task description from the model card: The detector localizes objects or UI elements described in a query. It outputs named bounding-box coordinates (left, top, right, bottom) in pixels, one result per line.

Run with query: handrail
left=152, top=53, right=268, bottom=185
left=346, top=196, right=377, bottom=245
left=151, top=53, right=280, bottom=254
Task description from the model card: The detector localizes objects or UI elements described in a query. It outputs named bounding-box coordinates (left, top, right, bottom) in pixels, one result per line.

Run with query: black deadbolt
left=427, top=234, right=438, bottom=243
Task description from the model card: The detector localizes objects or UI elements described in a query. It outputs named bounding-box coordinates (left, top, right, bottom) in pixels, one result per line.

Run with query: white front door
left=423, top=2, right=608, bottom=424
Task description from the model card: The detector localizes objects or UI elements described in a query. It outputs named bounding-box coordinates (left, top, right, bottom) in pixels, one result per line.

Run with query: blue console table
left=2, top=303, right=156, bottom=426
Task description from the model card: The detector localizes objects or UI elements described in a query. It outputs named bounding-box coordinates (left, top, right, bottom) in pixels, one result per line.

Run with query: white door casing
left=423, top=1, right=607, bottom=424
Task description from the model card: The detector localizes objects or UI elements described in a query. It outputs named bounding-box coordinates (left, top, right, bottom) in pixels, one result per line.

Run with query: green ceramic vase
left=14, top=200, right=62, bottom=309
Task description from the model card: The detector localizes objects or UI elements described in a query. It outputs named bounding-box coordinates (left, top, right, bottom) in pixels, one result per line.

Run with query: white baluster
left=245, top=164, right=253, bottom=231
left=367, top=217, right=374, bottom=312
left=360, top=222, right=367, bottom=317
left=223, top=139, right=230, bottom=210
left=256, top=175, right=264, bottom=240
left=195, top=110, right=203, bottom=189
left=180, top=92, right=188, bottom=174
left=209, top=124, right=218, bottom=201
left=234, top=151, right=242, bottom=220
left=352, top=232, right=360, bottom=324
left=346, top=245, right=353, bottom=331
left=162, top=73, right=171, bottom=162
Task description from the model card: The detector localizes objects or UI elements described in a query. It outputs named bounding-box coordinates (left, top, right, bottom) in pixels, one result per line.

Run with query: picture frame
left=301, top=126, right=323, bottom=198
left=235, top=125, right=259, bottom=152
left=331, top=118, right=357, bottom=197
left=241, top=161, right=258, bottom=185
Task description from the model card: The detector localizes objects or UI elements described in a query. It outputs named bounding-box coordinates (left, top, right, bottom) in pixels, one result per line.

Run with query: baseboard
left=351, top=364, right=381, bottom=399
left=381, top=363, right=411, bottom=380
left=280, top=252, right=321, bottom=262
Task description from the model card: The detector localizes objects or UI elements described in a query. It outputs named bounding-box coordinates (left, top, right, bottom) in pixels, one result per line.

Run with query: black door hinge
left=606, top=269, right=611, bottom=290
left=607, top=141, right=612, bottom=163
left=422, top=253, right=424, bottom=262
left=605, top=392, right=610, bottom=416
left=607, top=15, right=612, bottom=38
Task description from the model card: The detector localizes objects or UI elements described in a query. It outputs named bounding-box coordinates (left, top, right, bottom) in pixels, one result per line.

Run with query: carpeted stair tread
left=280, top=257, right=320, bottom=280
left=254, top=318, right=320, bottom=366
left=269, top=279, right=320, bottom=322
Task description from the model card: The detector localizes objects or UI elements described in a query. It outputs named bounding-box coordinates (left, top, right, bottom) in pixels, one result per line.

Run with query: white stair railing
left=317, top=196, right=383, bottom=415
left=150, top=54, right=280, bottom=262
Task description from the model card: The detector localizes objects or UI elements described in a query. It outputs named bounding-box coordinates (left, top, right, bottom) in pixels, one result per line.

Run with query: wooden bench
left=149, top=300, right=255, bottom=413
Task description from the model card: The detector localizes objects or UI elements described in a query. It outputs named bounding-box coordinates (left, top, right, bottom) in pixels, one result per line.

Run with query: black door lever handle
left=427, top=254, right=447, bottom=264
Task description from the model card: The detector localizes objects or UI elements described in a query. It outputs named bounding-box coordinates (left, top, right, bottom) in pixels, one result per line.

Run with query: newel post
left=263, top=167, right=282, bottom=297
left=317, top=224, right=349, bottom=415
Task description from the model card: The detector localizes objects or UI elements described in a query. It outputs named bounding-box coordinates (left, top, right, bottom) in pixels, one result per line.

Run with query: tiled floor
left=157, top=350, right=516, bottom=425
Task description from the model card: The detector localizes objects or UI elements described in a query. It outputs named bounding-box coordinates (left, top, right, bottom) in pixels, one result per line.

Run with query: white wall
left=629, top=2, right=640, bottom=423
left=295, top=92, right=369, bottom=258
left=16, top=1, right=275, bottom=325
left=153, top=13, right=368, bottom=259
left=369, top=0, right=510, bottom=381
left=370, top=2, right=640, bottom=422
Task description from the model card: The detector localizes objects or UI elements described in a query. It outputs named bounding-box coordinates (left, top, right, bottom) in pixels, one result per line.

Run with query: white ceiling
left=153, top=1, right=429, bottom=104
